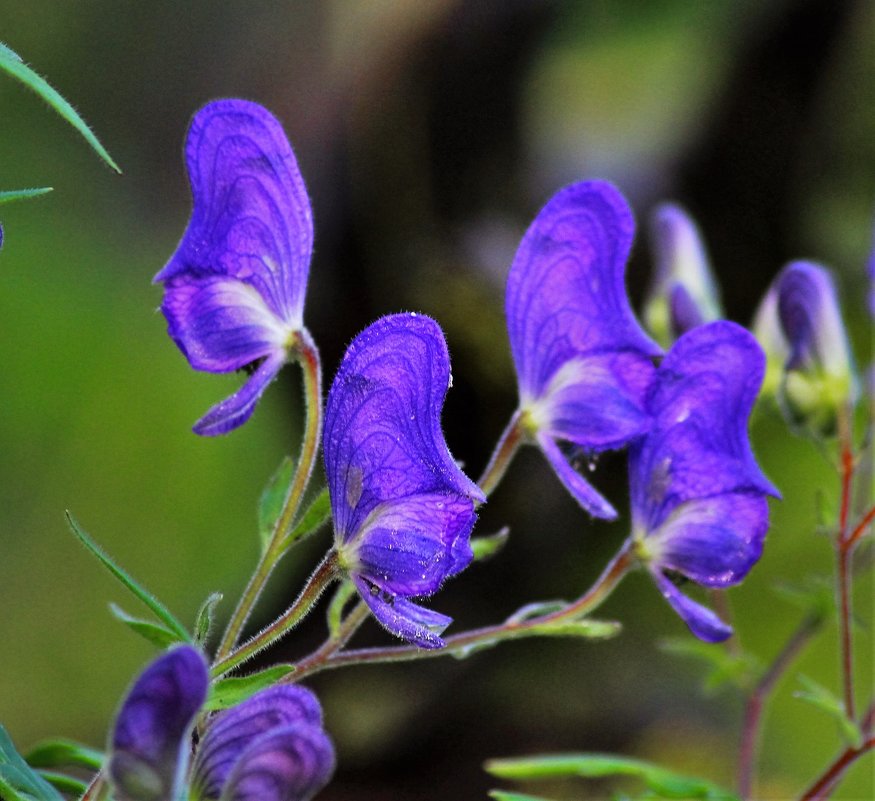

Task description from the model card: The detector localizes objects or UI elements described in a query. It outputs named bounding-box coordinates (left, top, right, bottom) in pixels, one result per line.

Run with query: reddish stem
left=845, top=502, right=875, bottom=550
left=836, top=418, right=856, bottom=722
left=798, top=736, right=875, bottom=800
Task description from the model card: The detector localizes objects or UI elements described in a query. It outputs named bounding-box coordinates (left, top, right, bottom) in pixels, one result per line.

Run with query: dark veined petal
left=646, top=492, right=769, bottom=587
left=109, top=645, right=208, bottom=801
left=629, top=321, right=779, bottom=533
left=505, top=180, right=660, bottom=403
left=193, top=686, right=323, bottom=800
left=352, top=576, right=452, bottom=649
left=652, top=571, right=732, bottom=643
left=324, top=313, right=483, bottom=544
left=219, top=724, right=335, bottom=801
left=536, top=433, right=616, bottom=520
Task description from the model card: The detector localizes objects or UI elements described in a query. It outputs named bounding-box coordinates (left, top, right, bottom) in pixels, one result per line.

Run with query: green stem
left=215, top=332, right=323, bottom=661
left=292, top=540, right=634, bottom=679
left=212, top=550, right=339, bottom=678
left=477, top=411, right=524, bottom=499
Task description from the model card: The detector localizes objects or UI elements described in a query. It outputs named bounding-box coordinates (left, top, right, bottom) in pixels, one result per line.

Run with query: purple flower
left=192, top=686, right=335, bottom=801
left=629, top=322, right=780, bottom=642
left=324, top=313, right=485, bottom=648
left=109, top=645, right=208, bottom=801
left=154, top=99, right=314, bottom=435
left=505, top=181, right=662, bottom=519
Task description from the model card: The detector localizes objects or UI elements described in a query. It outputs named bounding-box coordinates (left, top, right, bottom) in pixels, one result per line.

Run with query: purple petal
left=629, top=321, right=779, bottom=532
left=193, top=351, right=285, bottom=436
left=193, top=686, right=323, bottom=800
left=669, top=283, right=706, bottom=338
left=505, top=181, right=661, bottom=402
left=220, top=724, right=335, bottom=801
left=109, top=645, right=208, bottom=801
left=352, top=576, right=452, bottom=649
left=537, top=433, right=617, bottom=519
left=652, top=571, right=732, bottom=643
left=354, top=494, right=477, bottom=595
left=647, top=492, right=769, bottom=587
left=324, top=313, right=483, bottom=543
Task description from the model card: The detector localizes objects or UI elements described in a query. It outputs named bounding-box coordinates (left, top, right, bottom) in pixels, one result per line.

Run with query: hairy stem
left=477, top=411, right=524, bottom=499
left=215, top=333, right=323, bottom=660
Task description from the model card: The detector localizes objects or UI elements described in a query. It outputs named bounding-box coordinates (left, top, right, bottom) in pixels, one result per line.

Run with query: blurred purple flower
left=505, top=181, right=662, bottom=519
left=324, top=313, right=485, bottom=648
left=629, top=322, right=780, bottom=642
left=109, top=645, right=208, bottom=801
left=192, top=685, right=334, bottom=801
left=155, top=99, right=314, bottom=435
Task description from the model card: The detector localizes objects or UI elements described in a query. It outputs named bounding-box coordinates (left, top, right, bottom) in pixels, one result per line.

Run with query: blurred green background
left=0, top=1, right=872, bottom=798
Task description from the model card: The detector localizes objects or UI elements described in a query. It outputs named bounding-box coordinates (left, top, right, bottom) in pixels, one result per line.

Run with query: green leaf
left=66, top=511, right=192, bottom=643
left=794, top=674, right=863, bottom=748
left=205, top=665, right=296, bottom=711
left=279, top=488, right=332, bottom=551
left=194, top=592, right=223, bottom=646
left=326, top=580, right=358, bottom=638
left=0, top=41, right=121, bottom=173
left=489, top=792, right=559, bottom=801
left=485, top=754, right=739, bottom=800
left=26, top=739, right=103, bottom=771
left=772, top=577, right=834, bottom=620
left=660, top=638, right=760, bottom=694
left=258, top=456, right=294, bottom=553
left=109, top=603, right=185, bottom=649
left=471, top=527, right=510, bottom=562
left=0, top=725, right=64, bottom=801
left=528, top=619, right=622, bottom=640
left=0, top=188, right=52, bottom=205
left=34, top=771, right=88, bottom=796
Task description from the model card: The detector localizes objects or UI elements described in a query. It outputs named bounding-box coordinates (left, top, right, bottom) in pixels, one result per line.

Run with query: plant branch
left=798, top=736, right=875, bottom=800
left=477, top=411, right=524, bottom=499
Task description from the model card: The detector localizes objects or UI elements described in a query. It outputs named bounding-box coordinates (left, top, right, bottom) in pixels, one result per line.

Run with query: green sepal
left=258, top=456, right=294, bottom=553
left=279, top=488, right=331, bottom=552
left=0, top=188, right=52, bottom=205
left=34, top=771, right=87, bottom=796
left=660, top=638, right=761, bottom=694
left=489, top=792, right=559, bottom=801
left=205, top=665, right=296, bottom=711
left=0, top=42, right=121, bottom=173
left=485, top=753, right=739, bottom=800
left=194, top=592, right=223, bottom=646
left=66, top=511, right=192, bottom=643
left=109, top=603, right=185, bottom=649
left=326, top=580, right=358, bottom=638
left=471, top=527, right=510, bottom=562
left=26, top=739, right=103, bottom=771
left=794, top=674, right=863, bottom=748
left=0, top=725, right=64, bottom=801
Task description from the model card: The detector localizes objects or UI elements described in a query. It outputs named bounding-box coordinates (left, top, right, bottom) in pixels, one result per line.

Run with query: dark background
left=0, top=1, right=872, bottom=798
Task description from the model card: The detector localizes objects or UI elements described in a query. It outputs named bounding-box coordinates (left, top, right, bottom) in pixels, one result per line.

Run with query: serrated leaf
left=326, top=580, right=357, bottom=638
left=0, top=188, right=52, bottom=204
left=66, top=512, right=191, bottom=643
left=489, top=792, right=559, bottom=801
left=794, top=674, right=863, bottom=747
left=279, top=488, right=331, bottom=552
left=485, top=754, right=739, bottom=800
left=0, top=42, right=121, bottom=173
left=194, top=592, right=223, bottom=645
left=258, top=456, right=294, bottom=553
left=109, top=603, right=184, bottom=648
left=471, top=527, right=510, bottom=562
left=0, top=725, right=64, bottom=801
left=205, top=665, right=296, bottom=711
left=26, top=739, right=102, bottom=771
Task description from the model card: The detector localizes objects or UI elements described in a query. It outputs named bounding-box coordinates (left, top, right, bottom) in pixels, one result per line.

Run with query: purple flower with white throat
left=505, top=181, right=662, bottom=519
left=154, top=99, right=314, bottom=435
left=324, top=313, right=485, bottom=648
left=108, top=646, right=334, bottom=801
left=629, top=321, right=780, bottom=642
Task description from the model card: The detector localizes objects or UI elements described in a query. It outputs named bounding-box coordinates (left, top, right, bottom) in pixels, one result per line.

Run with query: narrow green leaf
left=471, top=527, right=510, bottom=562
left=528, top=619, right=621, bottom=640
left=258, top=456, right=294, bottom=553
left=0, top=42, right=121, bottom=173
left=489, top=792, right=559, bottom=801
left=26, top=739, right=103, bottom=771
left=794, top=675, right=863, bottom=747
left=0, top=726, right=64, bottom=801
left=66, top=511, right=191, bottom=642
left=0, top=188, right=52, bottom=204
left=326, top=580, right=358, bottom=638
left=279, top=488, right=332, bottom=551
left=194, top=592, right=223, bottom=646
left=35, top=771, right=87, bottom=796
left=205, top=665, right=296, bottom=711
left=109, top=603, right=184, bottom=649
